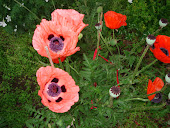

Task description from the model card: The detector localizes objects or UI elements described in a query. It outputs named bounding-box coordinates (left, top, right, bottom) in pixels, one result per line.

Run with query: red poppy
left=147, top=77, right=164, bottom=101
left=33, top=9, right=88, bottom=63
left=150, top=35, right=170, bottom=63
left=36, top=66, right=79, bottom=113
left=104, top=11, right=127, bottom=29
left=51, top=9, right=88, bottom=35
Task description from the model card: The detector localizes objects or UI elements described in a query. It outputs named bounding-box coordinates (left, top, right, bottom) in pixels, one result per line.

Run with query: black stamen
left=160, top=48, right=169, bottom=56
left=48, top=34, right=54, bottom=40
left=48, top=100, right=51, bottom=102
left=60, top=36, right=64, bottom=41
left=51, top=78, right=59, bottom=83
left=56, top=97, right=63, bottom=102
left=61, top=85, right=66, bottom=92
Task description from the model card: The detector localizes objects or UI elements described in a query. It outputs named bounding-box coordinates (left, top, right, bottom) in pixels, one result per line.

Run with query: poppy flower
left=33, top=9, right=88, bottom=63
left=36, top=66, right=79, bottom=113
left=150, top=35, right=170, bottom=63
left=51, top=9, right=88, bottom=35
left=32, top=19, right=80, bottom=63
left=104, top=11, right=127, bottom=29
left=147, top=77, right=164, bottom=103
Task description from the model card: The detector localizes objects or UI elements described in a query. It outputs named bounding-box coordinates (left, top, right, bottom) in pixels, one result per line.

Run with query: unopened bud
left=109, top=86, right=120, bottom=98
left=78, top=33, right=83, bottom=40
left=109, top=39, right=117, bottom=46
left=159, top=18, right=168, bottom=27
left=97, top=6, right=103, bottom=13
left=165, top=73, right=170, bottom=83
left=95, top=23, right=101, bottom=30
left=146, top=35, right=156, bottom=45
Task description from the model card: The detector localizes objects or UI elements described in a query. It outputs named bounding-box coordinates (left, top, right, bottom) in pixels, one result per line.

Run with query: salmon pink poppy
left=32, top=19, right=80, bottom=63
left=104, top=11, right=127, bottom=29
left=147, top=77, right=164, bottom=103
left=36, top=66, right=79, bottom=113
left=51, top=9, right=88, bottom=35
left=150, top=35, right=170, bottom=63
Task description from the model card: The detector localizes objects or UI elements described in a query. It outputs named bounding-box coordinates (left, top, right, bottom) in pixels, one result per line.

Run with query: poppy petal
left=51, top=9, right=88, bottom=35
left=153, top=77, right=164, bottom=91
left=147, top=79, right=156, bottom=101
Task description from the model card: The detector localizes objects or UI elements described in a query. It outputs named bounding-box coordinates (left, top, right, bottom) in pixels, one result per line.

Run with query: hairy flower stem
left=118, top=103, right=166, bottom=112
left=96, top=30, right=100, bottom=59
left=131, top=45, right=150, bottom=84
left=59, top=58, right=64, bottom=70
left=129, top=28, right=162, bottom=55
left=14, top=0, right=41, bottom=21
left=99, top=31, right=114, bottom=56
left=52, top=0, right=56, bottom=9
left=124, top=98, right=149, bottom=102
left=113, top=29, right=121, bottom=67
left=45, top=46, right=55, bottom=68
left=109, top=96, right=113, bottom=108
left=136, top=59, right=158, bottom=76
left=96, top=11, right=103, bottom=59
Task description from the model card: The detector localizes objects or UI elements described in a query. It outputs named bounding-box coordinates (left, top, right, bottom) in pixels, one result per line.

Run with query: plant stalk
left=45, top=46, right=55, bottom=68
left=136, top=59, right=158, bottom=76
left=131, top=45, right=150, bottom=83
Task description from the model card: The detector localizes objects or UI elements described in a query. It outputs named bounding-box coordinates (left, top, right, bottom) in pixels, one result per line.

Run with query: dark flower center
left=110, top=86, right=120, bottom=95
left=160, top=48, right=169, bottom=56
left=160, top=18, right=168, bottom=24
left=148, top=35, right=156, bottom=40
left=49, top=36, right=64, bottom=53
left=47, top=83, right=61, bottom=97
left=151, top=93, right=162, bottom=103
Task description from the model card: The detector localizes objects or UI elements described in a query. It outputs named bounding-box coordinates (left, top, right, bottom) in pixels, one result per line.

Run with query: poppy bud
left=165, top=73, right=170, bottom=83
left=159, top=18, right=168, bottom=28
left=146, top=35, right=156, bottom=45
left=97, top=6, right=103, bottom=13
left=78, top=33, right=83, bottom=40
left=109, top=39, right=117, bottom=46
left=109, top=86, right=120, bottom=98
left=95, top=23, right=101, bottom=30
left=128, top=0, right=133, bottom=3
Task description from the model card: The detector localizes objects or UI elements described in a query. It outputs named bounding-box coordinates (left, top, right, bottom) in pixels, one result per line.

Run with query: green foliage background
left=0, top=0, right=169, bottom=128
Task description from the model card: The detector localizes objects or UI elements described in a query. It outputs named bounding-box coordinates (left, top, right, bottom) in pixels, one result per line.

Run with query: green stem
left=59, top=58, right=64, bottom=70
left=118, top=103, right=166, bottom=112
left=131, top=45, right=150, bottom=84
left=96, top=30, right=100, bottom=59
left=136, top=59, right=158, bottom=76
left=99, top=31, right=114, bottom=56
left=124, top=98, right=149, bottom=102
left=109, top=96, right=113, bottom=108
left=65, top=58, right=70, bottom=74
left=129, top=28, right=162, bottom=55
left=69, top=64, right=80, bottom=76
left=45, top=46, right=55, bottom=68
left=51, top=0, right=56, bottom=9
left=14, top=0, right=41, bottom=21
